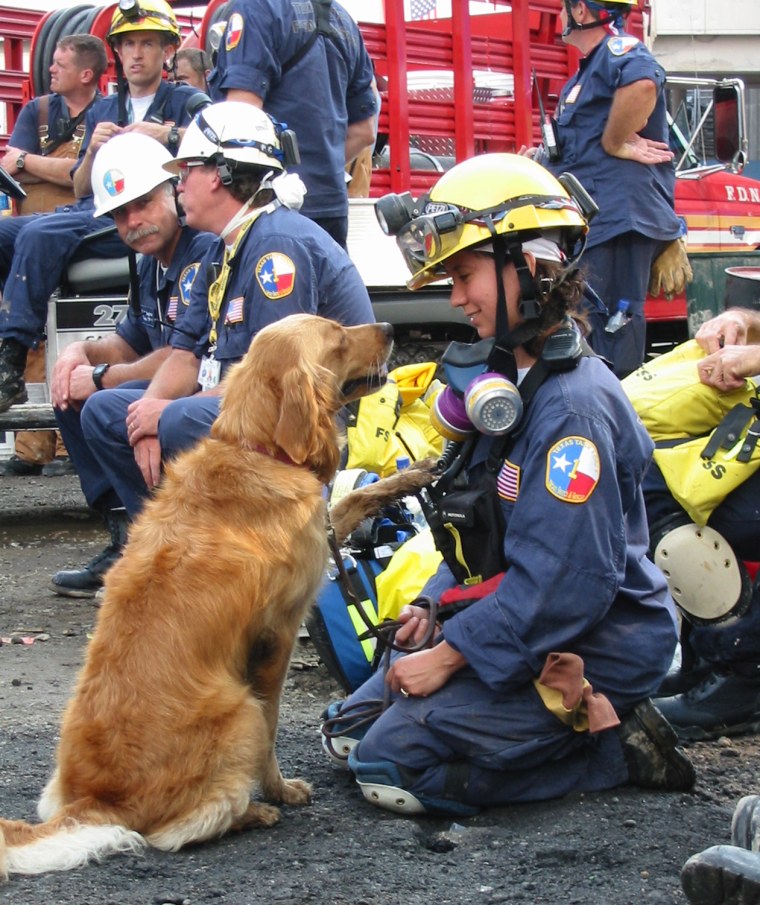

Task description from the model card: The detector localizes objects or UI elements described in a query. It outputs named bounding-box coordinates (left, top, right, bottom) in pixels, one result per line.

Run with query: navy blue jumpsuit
left=209, top=0, right=377, bottom=246
left=547, top=33, right=681, bottom=376
left=81, top=204, right=375, bottom=516
left=343, top=354, right=678, bottom=810
left=0, top=81, right=200, bottom=349
left=55, top=227, right=214, bottom=510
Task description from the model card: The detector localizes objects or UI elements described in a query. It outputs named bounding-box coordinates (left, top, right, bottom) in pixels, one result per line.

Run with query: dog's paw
left=239, top=802, right=281, bottom=829
left=280, top=778, right=312, bottom=807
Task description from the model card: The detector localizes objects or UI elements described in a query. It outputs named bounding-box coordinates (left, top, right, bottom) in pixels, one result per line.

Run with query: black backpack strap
left=281, top=0, right=337, bottom=76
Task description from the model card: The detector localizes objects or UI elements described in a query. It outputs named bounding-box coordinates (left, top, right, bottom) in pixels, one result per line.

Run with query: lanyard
left=207, top=205, right=273, bottom=346
left=207, top=219, right=253, bottom=346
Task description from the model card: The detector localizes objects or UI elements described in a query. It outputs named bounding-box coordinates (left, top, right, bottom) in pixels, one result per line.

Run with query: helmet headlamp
left=118, top=0, right=141, bottom=21
left=374, top=191, right=423, bottom=237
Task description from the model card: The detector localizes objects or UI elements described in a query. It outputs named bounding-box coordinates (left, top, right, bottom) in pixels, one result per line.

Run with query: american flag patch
left=496, top=459, right=520, bottom=502
left=225, top=296, right=245, bottom=324
left=167, top=296, right=178, bottom=321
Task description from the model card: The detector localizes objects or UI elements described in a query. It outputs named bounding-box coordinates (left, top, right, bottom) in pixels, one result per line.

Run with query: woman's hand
left=387, top=640, right=466, bottom=699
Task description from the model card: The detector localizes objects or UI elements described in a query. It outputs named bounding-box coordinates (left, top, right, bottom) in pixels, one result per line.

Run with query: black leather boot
left=0, top=337, right=29, bottom=413
left=50, top=506, right=129, bottom=598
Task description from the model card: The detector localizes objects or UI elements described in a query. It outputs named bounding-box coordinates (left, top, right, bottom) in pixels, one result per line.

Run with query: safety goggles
left=397, top=195, right=579, bottom=276
left=177, top=160, right=210, bottom=184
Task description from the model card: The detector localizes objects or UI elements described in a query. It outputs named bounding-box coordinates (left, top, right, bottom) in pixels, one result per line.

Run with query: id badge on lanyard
left=199, top=346, right=222, bottom=390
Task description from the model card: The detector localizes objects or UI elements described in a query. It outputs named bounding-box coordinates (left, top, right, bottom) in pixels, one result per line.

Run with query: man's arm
left=73, top=120, right=123, bottom=197
left=345, top=115, right=375, bottom=166
left=142, top=347, right=201, bottom=401
left=4, top=147, right=77, bottom=188
left=225, top=89, right=264, bottom=108
left=601, top=79, right=673, bottom=164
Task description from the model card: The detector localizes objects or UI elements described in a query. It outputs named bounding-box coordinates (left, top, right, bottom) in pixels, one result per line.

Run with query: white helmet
left=92, top=133, right=175, bottom=218
left=163, top=101, right=285, bottom=176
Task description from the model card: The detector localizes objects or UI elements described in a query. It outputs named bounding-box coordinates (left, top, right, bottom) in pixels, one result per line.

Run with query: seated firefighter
left=49, top=132, right=214, bottom=598
left=625, top=304, right=760, bottom=740
left=0, top=33, right=108, bottom=477
left=321, top=153, right=694, bottom=817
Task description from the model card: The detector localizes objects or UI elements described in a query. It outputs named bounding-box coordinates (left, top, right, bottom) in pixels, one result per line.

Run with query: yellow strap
left=348, top=598, right=377, bottom=663
left=207, top=211, right=265, bottom=344
left=443, top=522, right=483, bottom=585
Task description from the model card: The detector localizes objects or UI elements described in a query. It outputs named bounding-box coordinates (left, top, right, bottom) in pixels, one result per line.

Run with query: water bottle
left=396, top=456, right=428, bottom=531
left=605, top=299, right=630, bottom=334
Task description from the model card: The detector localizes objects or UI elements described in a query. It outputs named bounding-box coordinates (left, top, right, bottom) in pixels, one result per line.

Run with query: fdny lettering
left=607, top=36, right=639, bottom=56
left=546, top=436, right=600, bottom=504
left=725, top=184, right=760, bottom=204
left=255, top=253, right=296, bottom=299
left=225, top=12, right=244, bottom=51
left=179, top=262, right=200, bottom=307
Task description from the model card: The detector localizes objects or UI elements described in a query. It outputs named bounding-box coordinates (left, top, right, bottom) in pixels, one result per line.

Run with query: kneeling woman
left=322, top=154, right=694, bottom=816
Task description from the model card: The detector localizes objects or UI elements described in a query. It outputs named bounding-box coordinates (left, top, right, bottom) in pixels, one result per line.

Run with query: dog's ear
left=274, top=364, right=341, bottom=482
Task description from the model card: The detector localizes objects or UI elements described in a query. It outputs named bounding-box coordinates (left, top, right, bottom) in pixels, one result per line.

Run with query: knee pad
left=653, top=522, right=752, bottom=625
left=348, top=752, right=428, bottom=815
left=347, top=750, right=480, bottom=817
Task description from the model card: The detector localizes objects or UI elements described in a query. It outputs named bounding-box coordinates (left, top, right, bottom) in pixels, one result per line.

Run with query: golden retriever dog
left=0, top=314, right=393, bottom=879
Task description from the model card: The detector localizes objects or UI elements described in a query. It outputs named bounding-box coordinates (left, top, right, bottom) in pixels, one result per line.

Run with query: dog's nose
left=379, top=322, right=394, bottom=341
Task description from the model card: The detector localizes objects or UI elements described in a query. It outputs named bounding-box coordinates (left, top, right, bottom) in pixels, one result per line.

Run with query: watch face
left=16, top=155, right=25, bottom=170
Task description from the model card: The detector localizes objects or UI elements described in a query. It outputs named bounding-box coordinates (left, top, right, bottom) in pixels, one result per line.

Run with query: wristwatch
left=167, top=126, right=180, bottom=152
left=16, top=152, right=27, bottom=171
left=92, top=363, right=110, bottom=391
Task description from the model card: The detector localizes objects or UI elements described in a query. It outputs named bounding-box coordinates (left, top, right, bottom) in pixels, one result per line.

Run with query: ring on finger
left=400, top=687, right=410, bottom=698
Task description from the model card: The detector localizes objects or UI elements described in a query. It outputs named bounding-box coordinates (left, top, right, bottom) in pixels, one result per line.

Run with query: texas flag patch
left=103, top=168, right=125, bottom=197
left=607, top=36, right=639, bottom=56
left=256, top=253, right=296, bottom=299
left=226, top=12, right=244, bottom=51
left=546, top=436, right=600, bottom=504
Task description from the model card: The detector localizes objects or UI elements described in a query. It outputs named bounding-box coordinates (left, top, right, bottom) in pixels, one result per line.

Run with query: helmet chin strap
left=485, top=231, right=544, bottom=382
left=562, top=0, right=625, bottom=36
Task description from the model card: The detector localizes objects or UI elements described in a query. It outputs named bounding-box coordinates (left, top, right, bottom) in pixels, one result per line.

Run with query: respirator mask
left=431, top=338, right=523, bottom=442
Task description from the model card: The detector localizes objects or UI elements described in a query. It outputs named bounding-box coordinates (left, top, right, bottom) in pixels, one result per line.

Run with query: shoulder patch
left=226, top=12, right=244, bottom=51
left=607, top=35, right=639, bottom=56
left=179, top=262, right=200, bottom=307
left=496, top=458, right=521, bottom=503
left=256, top=253, right=296, bottom=300
left=546, top=436, right=600, bottom=504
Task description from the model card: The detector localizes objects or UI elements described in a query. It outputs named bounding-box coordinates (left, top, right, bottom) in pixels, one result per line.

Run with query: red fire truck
left=0, top=0, right=758, bottom=429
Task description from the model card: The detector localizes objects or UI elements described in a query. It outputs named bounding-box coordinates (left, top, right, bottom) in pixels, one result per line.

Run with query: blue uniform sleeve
left=442, top=399, right=640, bottom=692
left=211, top=0, right=285, bottom=99
left=170, top=241, right=218, bottom=355
left=9, top=99, right=42, bottom=152
left=610, top=39, right=666, bottom=91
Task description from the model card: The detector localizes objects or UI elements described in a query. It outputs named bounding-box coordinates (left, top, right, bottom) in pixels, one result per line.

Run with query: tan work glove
left=648, top=236, right=693, bottom=299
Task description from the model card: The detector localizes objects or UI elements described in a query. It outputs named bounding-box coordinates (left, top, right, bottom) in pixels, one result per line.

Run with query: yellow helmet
left=108, top=0, right=181, bottom=46
left=381, top=153, right=590, bottom=290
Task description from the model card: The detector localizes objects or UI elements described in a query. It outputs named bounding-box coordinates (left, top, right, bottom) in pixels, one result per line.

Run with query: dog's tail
left=0, top=814, right=145, bottom=880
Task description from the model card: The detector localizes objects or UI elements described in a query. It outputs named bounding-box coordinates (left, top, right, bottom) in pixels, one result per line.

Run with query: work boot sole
left=49, top=581, right=99, bottom=599
left=732, top=796, right=760, bottom=853
left=667, top=718, right=760, bottom=743
left=681, top=845, right=760, bottom=905
left=623, top=699, right=696, bottom=791
left=0, top=385, right=28, bottom=414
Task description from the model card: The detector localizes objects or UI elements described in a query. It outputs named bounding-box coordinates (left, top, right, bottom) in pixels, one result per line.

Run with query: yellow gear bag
left=345, top=361, right=445, bottom=477
left=652, top=433, right=760, bottom=526
left=622, top=340, right=760, bottom=525
left=375, top=528, right=443, bottom=622
left=622, top=340, right=758, bottom=442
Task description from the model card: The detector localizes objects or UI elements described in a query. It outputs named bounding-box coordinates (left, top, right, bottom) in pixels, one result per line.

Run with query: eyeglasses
left=177, top=160, right=209, bottom=184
